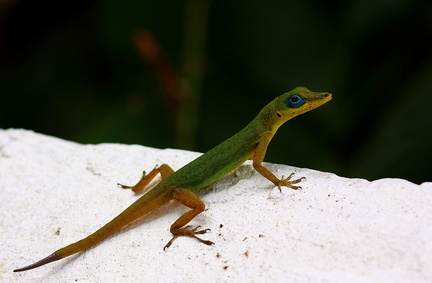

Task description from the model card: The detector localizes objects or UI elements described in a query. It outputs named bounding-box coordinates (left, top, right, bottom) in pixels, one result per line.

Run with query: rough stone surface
left=1, top=129, right=431, bottom=282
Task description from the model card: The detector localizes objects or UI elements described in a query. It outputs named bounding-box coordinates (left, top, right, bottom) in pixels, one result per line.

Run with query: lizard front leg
left=252, top=134, right=305, bottom=191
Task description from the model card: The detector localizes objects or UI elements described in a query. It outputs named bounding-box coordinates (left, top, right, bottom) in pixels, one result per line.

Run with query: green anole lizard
left=14, top=87, right=331, bottom=272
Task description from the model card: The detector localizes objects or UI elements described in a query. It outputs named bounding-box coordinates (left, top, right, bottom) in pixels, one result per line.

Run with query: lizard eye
left=286, top=94, right=305, bottom=108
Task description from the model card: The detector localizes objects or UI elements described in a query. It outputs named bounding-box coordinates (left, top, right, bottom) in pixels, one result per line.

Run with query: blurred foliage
left=0, top=0, right=431, bottom=183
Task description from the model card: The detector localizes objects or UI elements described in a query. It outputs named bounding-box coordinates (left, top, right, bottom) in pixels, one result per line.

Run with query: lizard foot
left=275, top=173, right=306, bottom=191
left=163, top=225, right=214, bottom=250
left=117, top=170, right=147, bottom=190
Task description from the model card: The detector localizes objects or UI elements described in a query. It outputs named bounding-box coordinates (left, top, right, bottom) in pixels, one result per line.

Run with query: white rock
left=1, top=129, right=431, bottom=282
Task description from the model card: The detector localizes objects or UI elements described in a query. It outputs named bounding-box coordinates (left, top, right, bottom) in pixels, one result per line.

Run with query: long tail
left=14, top=189, right=171, bottom=272
left=14, top=253, right=61, bottom=272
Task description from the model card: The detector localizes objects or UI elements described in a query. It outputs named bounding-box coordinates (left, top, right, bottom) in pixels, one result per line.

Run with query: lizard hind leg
left=118, top=164, right=175, bottom=194
left=163, top=188, right=214, bottom=250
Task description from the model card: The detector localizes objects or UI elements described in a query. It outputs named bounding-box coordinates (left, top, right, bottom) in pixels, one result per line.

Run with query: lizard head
left=273, top=86, right=332, bottom=124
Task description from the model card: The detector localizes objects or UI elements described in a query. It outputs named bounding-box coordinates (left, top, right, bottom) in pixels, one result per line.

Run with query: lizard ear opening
left=286, top=94, right=305, bottom=109
left=276, top=111, right=282, bottom=118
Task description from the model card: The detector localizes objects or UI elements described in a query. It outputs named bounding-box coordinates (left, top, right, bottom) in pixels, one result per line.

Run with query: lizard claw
left=275, top=173, right=306, bottom=191
left=163, top=225, right=214, bottom=250
left=117, top=170, right=147, bottom=189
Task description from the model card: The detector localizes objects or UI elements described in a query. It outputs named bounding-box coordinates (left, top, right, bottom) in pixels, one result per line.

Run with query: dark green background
left=1, top=0, right=431, bottom=183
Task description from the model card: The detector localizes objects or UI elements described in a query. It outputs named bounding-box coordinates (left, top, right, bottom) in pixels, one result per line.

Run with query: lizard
left=14, top=86, right=332, bottom=272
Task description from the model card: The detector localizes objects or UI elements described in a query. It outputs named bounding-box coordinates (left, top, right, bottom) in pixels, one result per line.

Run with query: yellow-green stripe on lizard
left=14, top=86, right=332, bottom=272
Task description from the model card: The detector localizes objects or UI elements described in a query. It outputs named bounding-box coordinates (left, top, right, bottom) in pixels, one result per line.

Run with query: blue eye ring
left=286, top=94, right=305, bottom=108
